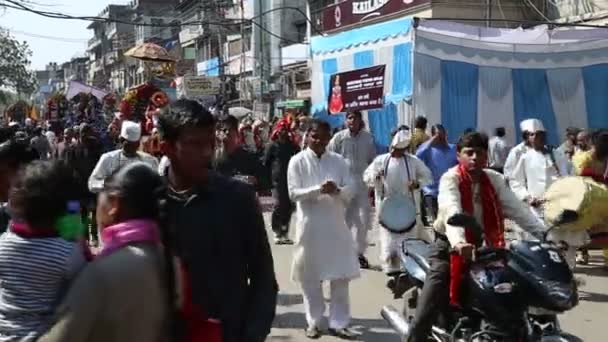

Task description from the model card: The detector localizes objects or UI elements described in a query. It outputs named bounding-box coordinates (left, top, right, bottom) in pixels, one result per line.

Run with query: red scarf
left=456, top=164, right=505, bottom=248
left=450, top=165, right=505, bottom=306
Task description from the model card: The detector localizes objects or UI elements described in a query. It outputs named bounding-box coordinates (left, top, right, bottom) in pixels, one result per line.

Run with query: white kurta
left=363, top=154, right=433, bottom=272
left=509, top=149, right=586, bottom=268
left=503, top=142, right=529, bottom=180
left=287, top=148, right=360, bottom=283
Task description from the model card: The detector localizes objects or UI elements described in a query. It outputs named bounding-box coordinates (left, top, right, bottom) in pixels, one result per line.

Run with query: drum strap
left=547, top=147, right=561, bottom=176
left=381, top=155, right=413, bottom=201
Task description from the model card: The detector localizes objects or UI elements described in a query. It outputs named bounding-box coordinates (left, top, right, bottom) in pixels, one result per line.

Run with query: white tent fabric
left=413, top=20, right=608, bottom=146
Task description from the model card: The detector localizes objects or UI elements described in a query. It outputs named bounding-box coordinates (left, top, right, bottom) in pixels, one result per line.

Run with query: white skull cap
left=391, top=129, right=411, bottom=149
left=120, top=121, right=141, bottom=142
left=520, top=118, right=545, bottom=132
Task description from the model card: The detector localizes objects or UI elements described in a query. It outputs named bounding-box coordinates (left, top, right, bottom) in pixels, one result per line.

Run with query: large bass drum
left=543, top=176, right=608, bottom=232
left=378, top=193, right=417, bottom=234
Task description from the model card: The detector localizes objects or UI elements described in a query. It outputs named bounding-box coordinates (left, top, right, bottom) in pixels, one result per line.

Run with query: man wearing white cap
left=363, top=127, right=432, bottom=275
left=510, top=119, right=571, bottom=209
left=503, top=118, right=541, bottom=180
left=88, top=121, right=158, bottom=193
left=509, top=120, right=584, bottom=267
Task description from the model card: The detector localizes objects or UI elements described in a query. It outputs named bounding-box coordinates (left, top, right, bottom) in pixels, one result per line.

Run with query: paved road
left=261, top=208, right=608, bottom=342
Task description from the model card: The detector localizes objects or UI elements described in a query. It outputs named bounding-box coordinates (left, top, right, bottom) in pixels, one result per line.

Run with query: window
left=295, top=22, right=307, bottom=43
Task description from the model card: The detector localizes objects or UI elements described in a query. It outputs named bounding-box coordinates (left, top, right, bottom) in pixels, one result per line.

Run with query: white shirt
left=503, top=142, right=529, bottom=180
left=328, top=129, right=376, bottom=181
left=363, top=153, right=433, bottom=203
left=434, top=167, right=545, bottom=247
left=489, top=136, right=511, bottom=168
left=88, top=149, right=159, bottom=193
left=158, top=156, right=171, bottom=176
left=287, top=148, right=360, bottom=283
left=510, top=149, right=572, bottom=202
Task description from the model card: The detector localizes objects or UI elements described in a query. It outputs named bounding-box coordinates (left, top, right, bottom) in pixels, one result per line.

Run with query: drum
left=543, top=176, right=608, bottom=232
left=378, top=193, right=417, bottom=234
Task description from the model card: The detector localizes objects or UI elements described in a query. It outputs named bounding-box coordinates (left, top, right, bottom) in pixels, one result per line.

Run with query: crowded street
left=2, top=1, right=608, bottom=341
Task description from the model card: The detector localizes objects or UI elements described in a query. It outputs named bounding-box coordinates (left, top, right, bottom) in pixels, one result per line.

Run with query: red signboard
left=328, top=65, right=386, bottom=114
left=322, top=0, right=430, bottom=32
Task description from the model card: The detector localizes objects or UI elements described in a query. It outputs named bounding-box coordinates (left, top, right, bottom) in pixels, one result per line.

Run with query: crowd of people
left=0, top=99, right=607, bottom=341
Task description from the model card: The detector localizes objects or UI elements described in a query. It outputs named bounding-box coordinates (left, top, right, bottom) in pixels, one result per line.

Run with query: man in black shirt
left=263, top=124, right=300, bottom=244
left=213, top=115, right=268, bottom=191
left=157, top=100, right=278, bottom=342
left=62, top=123, right=104, bottom=243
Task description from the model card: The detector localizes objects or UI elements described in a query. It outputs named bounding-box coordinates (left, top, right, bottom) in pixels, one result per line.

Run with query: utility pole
left=486, top=0, right=493, bottom=28
left=239, top=0, right=245, bottom=107
left=215, top=1, right=226, bottom=114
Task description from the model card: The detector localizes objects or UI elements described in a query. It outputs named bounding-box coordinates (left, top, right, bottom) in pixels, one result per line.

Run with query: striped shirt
left=0, top=232, right=86, bottom=341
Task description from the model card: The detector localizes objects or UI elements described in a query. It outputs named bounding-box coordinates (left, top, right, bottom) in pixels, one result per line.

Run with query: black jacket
left=263, top=141, right=300, bottom=188
left=213, top=147, right=269, bottom=191
left=166, top=173, right=278, bottom=342
left=62, top=142, right=103, bottom=199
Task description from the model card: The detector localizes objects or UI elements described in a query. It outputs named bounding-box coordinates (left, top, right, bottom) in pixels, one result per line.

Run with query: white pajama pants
left=301, top=279, right=351, bottom=330
left=346, top=187, right=372, bottom=255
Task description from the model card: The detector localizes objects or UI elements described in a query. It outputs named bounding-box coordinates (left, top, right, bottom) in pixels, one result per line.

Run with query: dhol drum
left=378, top=193, right=417, bottom=234
left=543, top=176, right=608, bottom=233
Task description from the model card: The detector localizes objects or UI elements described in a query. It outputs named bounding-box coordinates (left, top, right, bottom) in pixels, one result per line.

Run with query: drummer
left=363, top=128, right=432, bottom=275
left=509, top=120, right=585, bottom=268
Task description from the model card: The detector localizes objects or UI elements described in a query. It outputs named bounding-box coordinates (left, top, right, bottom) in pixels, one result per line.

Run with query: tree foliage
left=0, top=29, right=38, bottom=95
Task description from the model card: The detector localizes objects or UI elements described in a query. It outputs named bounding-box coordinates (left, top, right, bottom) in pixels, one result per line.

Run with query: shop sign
left=322, top=0, right=429, bottom=31
left=327, top=65, right=385, bottom=114
left=183, top=76, right=221, bottom=98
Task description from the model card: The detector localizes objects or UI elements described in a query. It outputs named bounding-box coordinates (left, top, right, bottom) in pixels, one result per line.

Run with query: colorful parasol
left=124, top=43, right=176, bottom=62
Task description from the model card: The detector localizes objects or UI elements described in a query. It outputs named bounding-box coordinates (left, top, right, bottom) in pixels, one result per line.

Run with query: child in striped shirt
left=0, top=160, right=87, bottom=341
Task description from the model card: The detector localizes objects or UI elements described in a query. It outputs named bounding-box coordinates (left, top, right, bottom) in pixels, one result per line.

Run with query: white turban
left=391, top=129, right=412, bottom=149
left=120, top=121, right=142, bottom=142
left=520, top=118, right=545, bottom=133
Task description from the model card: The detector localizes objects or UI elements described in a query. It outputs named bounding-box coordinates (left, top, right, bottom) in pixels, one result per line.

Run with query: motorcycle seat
left=408, top=251, right=430, bottom=273
left=401, top=239, right=433, bottom=282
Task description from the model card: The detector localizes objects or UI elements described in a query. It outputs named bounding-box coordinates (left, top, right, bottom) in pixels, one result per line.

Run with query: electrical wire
left=0, top=0, right=319, bottom=44
left=523, top=0, right=552, bottom=22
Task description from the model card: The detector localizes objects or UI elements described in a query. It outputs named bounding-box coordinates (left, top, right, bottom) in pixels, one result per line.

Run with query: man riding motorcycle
left=407, top=131, right=547, bottom=342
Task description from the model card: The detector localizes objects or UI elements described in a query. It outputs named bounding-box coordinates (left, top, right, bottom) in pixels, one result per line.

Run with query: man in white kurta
left=287, top=120, right=360, bottom=339
left=363, top=129, right=433, bottom=274
left=328, top=111, right=376, bottom=268
left=503, top=118, right=541, bottom=180
left=509, top=121, right=585, bottom=268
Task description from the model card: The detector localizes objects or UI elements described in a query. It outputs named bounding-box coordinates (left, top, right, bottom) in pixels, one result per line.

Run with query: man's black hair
left=457, top=132, right=489, bottom=152
left=566, top=126, right=581, bottom=137
left=308, top=119, right=331, bottom=134
left=347, top=111, right=362, bottom=120
left=463, top=127, right=475, bottom=134
left=414, top=116, right=428, bottom=130
left=217, top=114, right=239, bottom=131
left=157, top=99, right=216, bottom=143
left=591, top=129, right=608, bottom=146
left=0, top=139, right=38, bottom=168
left=431, top=124, right=445, bottom=136
left=495, top=127, right=506, bottom=137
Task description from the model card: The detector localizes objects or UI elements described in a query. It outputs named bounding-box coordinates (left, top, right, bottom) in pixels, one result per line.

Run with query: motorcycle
left=381, top=211, right=581, bottom=342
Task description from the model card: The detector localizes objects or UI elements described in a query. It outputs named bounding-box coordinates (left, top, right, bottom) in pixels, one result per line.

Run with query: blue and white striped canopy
left=310, top=17, right=414, bottom=151
left=414, top=21, right=608, bottom=146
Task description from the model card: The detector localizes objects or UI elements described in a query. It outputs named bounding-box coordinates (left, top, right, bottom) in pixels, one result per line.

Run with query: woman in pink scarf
left=39, top=163, right=173, bottom=342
